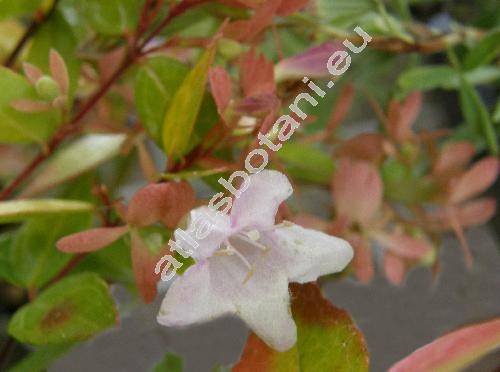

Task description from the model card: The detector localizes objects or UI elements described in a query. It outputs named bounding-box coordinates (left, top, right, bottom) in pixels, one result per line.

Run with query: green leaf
left=8, top=344, right=74, bottom=372
left=316, top=0, right=374, bottom=27
left=0, top=67, right=60, bottom=144
left=0, top=0, right=43, bottom=20
left=22, top=134, right=126, bottom=196
left=0, top=199, right=93, bottom=224
left=78, top=0, right=142, bottom=35
left=8, top=272, right=117, bottom=345
left=162, top=46, right=216, bottom=159
left=397, top=65, right=500, bottom=96
left=135, top=57, right=189, bottom=145
left=276, top=143, right=334, bottom=185
left=26, top=10, right=80, bottom=98
left=464, top=27, right=500, bottom=70
left=152, top=352, right=184, bottom=372
left=458, top=76, right=498, bottom=155
left=234, top=283, right=369, bottom=371
left=2, top=179, right=93, bottom=288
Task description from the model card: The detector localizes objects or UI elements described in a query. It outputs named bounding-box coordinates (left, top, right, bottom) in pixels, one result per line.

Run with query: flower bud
left=218, top=38, right=244, bottom=60
left=35, top=75, right=60, bottom=101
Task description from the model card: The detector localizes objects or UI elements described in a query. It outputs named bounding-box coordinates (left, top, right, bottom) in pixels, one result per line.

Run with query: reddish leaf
left=372, top=232, right=432, bottom=260
left=275, top=42, right=343, bottom=82
left=384, top=252, right=406, bottom=286
left=349, top=234, right=374, bottom=283
left=127, top=182, right=196, bottom=228
left=10, top=99, right=52, bottom=113
left=389, top=318, right=500, bottom=372
left=387, top=92, right=421, bottom=142
left=22, top=62, right=43, bottom=85
left=332, top=159, right=383, bottom=225
left=240, top=49, right=276, bottom=98
left=433, top=141, right=475, bottom=175
left=427, top=198, right=496, bottom=230
left=224, top=0, right=282, bottom=42
left=57, top=226, right=129, bottom=253
left=209, top=66, right=233, bottom=115
left=49, top=49, right=69, bottom=95
left=449, top=157, right=499, bottom=204
left=130, top=230, right=167, bottom=303
left=276, top=0, right=309, bottom=15
left=336, top=133, right=385, bottom=163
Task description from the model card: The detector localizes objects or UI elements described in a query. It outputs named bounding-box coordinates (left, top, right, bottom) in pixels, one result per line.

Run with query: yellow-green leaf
left=0, top=199, right=93, bottom=224
left=162, top=46, right=216, bottom=159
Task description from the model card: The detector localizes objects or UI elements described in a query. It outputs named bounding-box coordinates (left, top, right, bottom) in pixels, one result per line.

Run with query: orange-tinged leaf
left=131, top=230, right=167, bottom=303
left=11, top=99, right=52, bottom=112
left=389, top=318, right=500, bottom=372
left=332, top=158, right=383, bottom=224
left=56, top=226, right=129, bottom=253
left=127, top=182, right=195, bottom=228
left=384, top=252, right=406, bottom=285
left=276, top=0, right=308, bottom=15
left=234, top=283, right=369, bottom=371
left=372, top=232, right=432, bottom=260
left=449, top=157, right=499, bottom=203
left=433, top=141, right=475, bottom=175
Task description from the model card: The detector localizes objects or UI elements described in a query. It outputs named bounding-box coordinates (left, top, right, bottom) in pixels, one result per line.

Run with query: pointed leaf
left=162, top=46, right=216, bottom=159
left=22, top=134, right=126, bottom=196
left=449, top=157, right=499, bottom=203
left=0, top=199, right=92, bottom=224
left=389, top=318, right=500, bottom=372
left=57, top=226, right=129, bottom=253
left=49, top=49, right=69, bottom=95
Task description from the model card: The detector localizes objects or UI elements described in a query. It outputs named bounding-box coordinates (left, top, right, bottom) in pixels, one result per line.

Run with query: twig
left=0, top=0, right=207, bottom=201
left=3, top=0, right=61, bottom=67
left=0, top=337, right=15, bottom=370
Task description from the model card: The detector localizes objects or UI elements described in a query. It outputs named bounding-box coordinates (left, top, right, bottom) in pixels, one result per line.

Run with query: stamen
left=225, top=241, right=252, bottom=270
left=237, top=233, right=269, bottom=251
left=246, top=229, right=260, bottom=241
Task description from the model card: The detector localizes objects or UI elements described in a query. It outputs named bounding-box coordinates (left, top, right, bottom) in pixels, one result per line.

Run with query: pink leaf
left=449, top=157, right=499, bottom=204
left=373, top=232, right=432, bottom=260
left=428, top=198, right=496, bottom=230
left=332, top=158, right=383, bottom=224
left=10, top=99, right=52, bottom=113
left=127, top=182, right=196, bottom=228
left=56, top=226, right=129, bottom=253
left=349, top=234, right=374, bottom=283
left=274, top=42, right=344, bottom=81
left=208, top=66, right=233, bottom=115
left=386, top=92, right=421, bottom=142
left=389, top=318, right=500, bottom=372
left=433, top=141, right=475, bottom=175
left=384, top=252, right=406, bottom=285
left=49, top=49, right=69, bottom=95
left=22, top=63, right=43, bottom=85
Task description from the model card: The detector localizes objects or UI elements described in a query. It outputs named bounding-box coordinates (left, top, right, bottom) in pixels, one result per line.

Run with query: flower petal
left=157, top=260, right=235, bottom=326
left=269, top=223, right=353, bottom=283
left=210, top=251, right=297, bottom=352
left=174, top=207, right=232, bottom=261
left=230, top=170, right=293, bottom=230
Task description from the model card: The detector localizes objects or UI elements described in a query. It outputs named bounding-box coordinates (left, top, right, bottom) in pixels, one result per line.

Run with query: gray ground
left=51, top=225, right=500, bottom=372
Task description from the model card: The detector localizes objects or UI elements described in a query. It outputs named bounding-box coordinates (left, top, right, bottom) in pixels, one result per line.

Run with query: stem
left=47, top=254, right=88, bottom=287
left=0, top=337, right=15, bottom=370
left=3, top=0, right=61, bottom=67
left=0, top=0, right=207, bottom=201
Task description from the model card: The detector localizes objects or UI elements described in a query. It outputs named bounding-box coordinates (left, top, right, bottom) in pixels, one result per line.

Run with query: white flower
left=157, top=170, right=353, bottom=351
